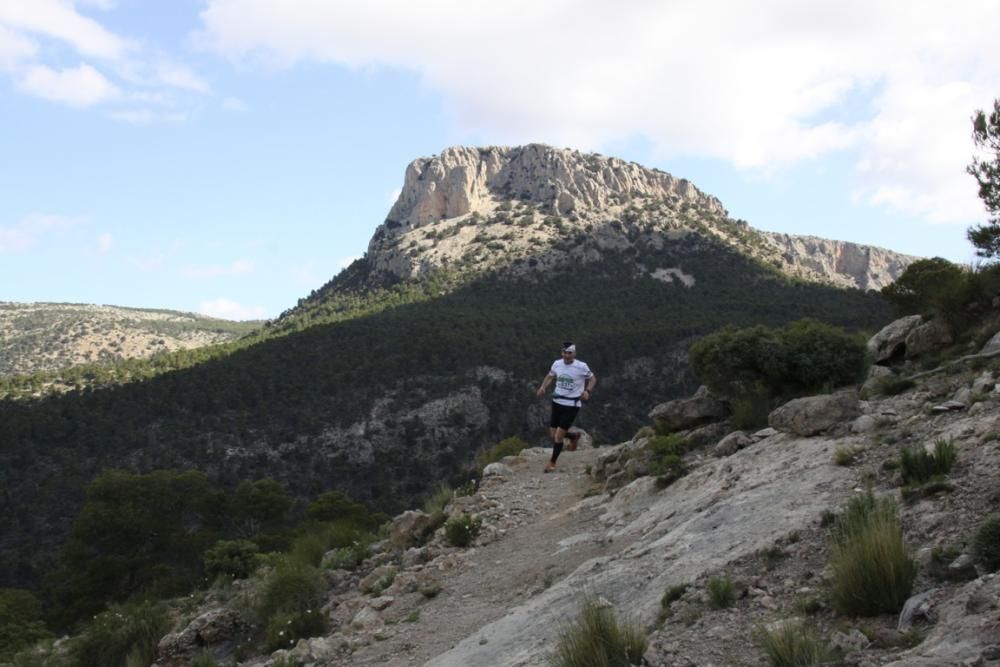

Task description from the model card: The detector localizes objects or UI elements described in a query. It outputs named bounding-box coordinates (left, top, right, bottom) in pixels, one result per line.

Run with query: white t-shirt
left=548, top=359, right=594, bottom=407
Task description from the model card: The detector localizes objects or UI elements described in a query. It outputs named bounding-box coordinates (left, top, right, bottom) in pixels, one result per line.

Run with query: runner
left=535, top=342, right=596, bottom=473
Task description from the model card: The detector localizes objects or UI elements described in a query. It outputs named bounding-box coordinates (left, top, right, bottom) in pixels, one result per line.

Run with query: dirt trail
left=344, top=444, right=627, bottom=666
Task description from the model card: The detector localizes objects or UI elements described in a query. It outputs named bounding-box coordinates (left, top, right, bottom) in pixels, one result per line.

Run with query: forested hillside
left=0, top=232, right=892, bottom=593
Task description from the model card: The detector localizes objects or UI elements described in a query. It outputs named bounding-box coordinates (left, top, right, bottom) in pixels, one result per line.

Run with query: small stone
left=830, top=629, right=870, bottom=654
left=370, top=595, right=394, bottom=611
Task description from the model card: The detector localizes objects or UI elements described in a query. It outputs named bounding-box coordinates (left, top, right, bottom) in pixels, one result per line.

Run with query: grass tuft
left=900, top=439, right=956, bottom=485
left=553, top=598, right=647, bottom=667
left=829, top=492, right=915, bottom=616
left=757, top=620, right=835, bottom=667
left=973, top=515, right=1000, bottom=572
left=707, top=576, right=736, bottom=609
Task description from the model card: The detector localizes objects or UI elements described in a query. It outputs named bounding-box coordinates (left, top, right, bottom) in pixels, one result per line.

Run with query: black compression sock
left=551, top=440, right=564, bottom=463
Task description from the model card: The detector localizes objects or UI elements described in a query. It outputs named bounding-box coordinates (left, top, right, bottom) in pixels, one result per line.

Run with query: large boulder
left=649, top=385, right=729, bottom=430
left=156, top=607, right=253, bottom=667
left=388, top=511, right=435, bottom=550
left=904, top=319, right=953, bottom=359
left=768, top=390, right=860, bottom=436
left=867, top=315, right=922, bottom=364
left=981, top=330, right=1000, bottom=356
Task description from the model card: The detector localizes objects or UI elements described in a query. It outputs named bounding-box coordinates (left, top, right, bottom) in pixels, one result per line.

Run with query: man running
left=536, top=342, right=596, bottom=473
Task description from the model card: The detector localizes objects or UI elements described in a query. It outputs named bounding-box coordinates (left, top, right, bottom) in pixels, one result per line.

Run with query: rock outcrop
left=648, top=385, right=729, bottom=430
left=768, top=390, right=860, bottom=436
left=365, top=144, right=917, bottom=288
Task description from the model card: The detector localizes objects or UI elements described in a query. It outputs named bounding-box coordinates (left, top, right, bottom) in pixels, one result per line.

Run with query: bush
left=757, top=620, right=834, bottom=667
left=552, top=598, right=647, bottom=667
left=203, top=540, right=260, bottom=580
left=707, top=576, right=736, bottom=609
left=257, top=560, right=326, bottom=620
left=689, top=319, right=867, bottom=403
left=476, top=436, right=528, bottom=472
left=264, top=609, right=328, bottom=653
left=422, top=484, right=454, bottom=516
left=444, top=515, right=482, bottom=548
left=360, top=566, right=397, bottom=596
left=900, top=439, right=957, bottom=485
left=973, top=515, right=1000, bottom=572
left=321, top=542, right=368, bottom=571
left=832, top=446, right=861, bottom=466
left=0, top=589, right=53, bottom=661
left=69, top=601, right=171, bottom=667
left=881, top=258, right=966, bottom=316
left=829, top=493, right=915, bottom=616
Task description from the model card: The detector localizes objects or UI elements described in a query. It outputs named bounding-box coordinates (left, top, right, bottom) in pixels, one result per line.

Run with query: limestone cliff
left=366, top=144, right=916, bottom=290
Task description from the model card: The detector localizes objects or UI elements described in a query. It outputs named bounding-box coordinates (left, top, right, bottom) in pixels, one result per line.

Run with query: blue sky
left=1, top=1, right=998, bottom=320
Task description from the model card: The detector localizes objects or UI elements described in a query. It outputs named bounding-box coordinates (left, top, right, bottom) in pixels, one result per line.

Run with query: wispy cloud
left=0, top=213, right=80, bottom=254
left=17, top=62, right=119, bottom=107
left=0, top=1, right=213, bottom=118
left=96, top=231, right=113, bottom=254
left=182, top=258, right=256, bottom=279
left=199, top=297, right=266, bottom=320
left=196, top=0, right=1000, bottom=226
left=109, top=108, right=187, bottom=124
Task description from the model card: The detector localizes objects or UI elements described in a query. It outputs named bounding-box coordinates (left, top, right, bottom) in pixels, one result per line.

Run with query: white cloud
left=0, top=0, right=129, bottom=60
left=17, top=62, right=119, bottom=106
left=182, top=258, right=257, bottom=279
left=96, top=231, right=113, bottom=253
left=155, top=60, right=210, bottom=93
left=199, top=298, right=266, bottom=320
left=197, top=0, right=1000, bottom=225
left=109, top=108, right=187, bottom=124
left=0, top=213, right=79, bottom=254
left=0, top=23, right=38, bottom=70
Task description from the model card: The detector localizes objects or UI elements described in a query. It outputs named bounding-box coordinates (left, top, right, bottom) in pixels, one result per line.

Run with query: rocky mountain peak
left=364, top=144, right=917, bottom=291
left=384, top=144, right=724, bottom=229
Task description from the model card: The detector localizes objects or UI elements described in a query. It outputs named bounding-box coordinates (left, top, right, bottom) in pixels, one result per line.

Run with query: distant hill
left=0, top=302, right=259, bottom=378
left=0, top=145, right=904, bottom=593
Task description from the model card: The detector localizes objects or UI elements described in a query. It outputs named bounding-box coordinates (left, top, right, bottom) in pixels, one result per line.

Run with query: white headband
left=562, top=345, right=576, bottom=353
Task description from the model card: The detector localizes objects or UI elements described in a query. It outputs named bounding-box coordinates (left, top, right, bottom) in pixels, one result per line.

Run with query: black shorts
left=550, top=402, right=580, bottom=430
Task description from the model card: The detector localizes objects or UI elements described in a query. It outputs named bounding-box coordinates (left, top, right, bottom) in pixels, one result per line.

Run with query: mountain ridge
left=364, top=144, right=915, bottom=291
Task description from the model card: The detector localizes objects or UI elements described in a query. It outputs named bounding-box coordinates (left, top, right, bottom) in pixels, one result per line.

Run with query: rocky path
left=343, top=444, right=623, bottom=666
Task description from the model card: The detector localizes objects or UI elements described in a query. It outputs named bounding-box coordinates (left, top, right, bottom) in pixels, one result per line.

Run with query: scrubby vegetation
left=973, top=515, right=1000, bottom=572
left=689, top=318, right=868, bottom=408
left=68, top=600, right=170, bottom=667
left=553, top=598, right=647, bottom=667
left=828, top=493, right=915, bottom=616
left=757, top=620, right=835, bottom=667
left=444, top=514, right=482, bottom=548
left=707, top=576, right=736, bottom=609
left=476, top=436, right=528, bottom=472
left=900, top=439, right=957, bottom=485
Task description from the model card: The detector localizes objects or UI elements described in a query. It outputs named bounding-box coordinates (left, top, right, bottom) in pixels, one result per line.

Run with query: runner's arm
left=583, top=374, right=597, bottom=398
left=536, top=373, right=555, bottom=397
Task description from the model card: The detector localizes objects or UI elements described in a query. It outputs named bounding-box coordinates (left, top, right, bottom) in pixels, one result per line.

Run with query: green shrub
left=321, top=542, right=368, bottom=571
left=973, top=515, right=1000, bottom=572
left=476, top=436, right=528, bottom=472
left=829, top=493, right=915, bottom=616
left=707, top=576, right=736, bottom=609
left=553, top=598, right=647, bottom=667
left=264, top=609, right=328, bottom=652
left=757, top=620, right=834, bottom=667
left=419, top=581, right=443, bottom=599
left=881, top=258, right=965, bottom=316
left=658, top=583, right=687, bottom=622
left=689, top=319, right=866, bottom=403
left=203, top=540, right=260, bottom=580
left=0, top=589, right=53, bottom=661
left=900, top=439, right=957, bottom=485
left=444, top=515, right=482, bottom=548
left=69, top=601, right=171, bottom=667
left=257, top=560, right=326, bottom=620
left=633, top=425, right=655, bottom=440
